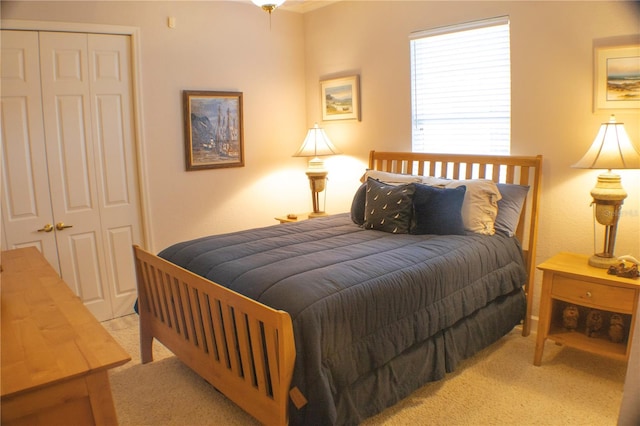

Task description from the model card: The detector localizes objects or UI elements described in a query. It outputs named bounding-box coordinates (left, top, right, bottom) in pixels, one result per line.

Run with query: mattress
left=159, top=213, right=527, bottom=424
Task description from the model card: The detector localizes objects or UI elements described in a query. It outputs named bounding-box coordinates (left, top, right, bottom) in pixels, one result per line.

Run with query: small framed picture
left=320, top=75, right=360, bottom=121
left=594, top=44, right=640, bottom=111
left=183, top=90, right=244, bottom=170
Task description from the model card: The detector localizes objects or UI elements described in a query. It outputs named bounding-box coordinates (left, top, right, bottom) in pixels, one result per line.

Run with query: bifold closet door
left=1, top=31, right=61, bottom=268
left=39, top=31, right=115, bottom=321
left=1, top=30, right=142, bottom=321
left=85, top=33, right=143, bottom=320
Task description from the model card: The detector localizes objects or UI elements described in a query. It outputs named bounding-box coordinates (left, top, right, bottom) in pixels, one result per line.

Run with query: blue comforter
left=159, top=213, right=527, bottom=425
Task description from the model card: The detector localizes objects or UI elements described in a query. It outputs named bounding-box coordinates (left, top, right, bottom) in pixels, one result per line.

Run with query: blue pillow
left=410, top=183, right=466, bottom=235
left=350, top=182, right=367, bottom=225
left=495, top=183, right=530, bottom=237
left=363, top=178, right=415, bottom=234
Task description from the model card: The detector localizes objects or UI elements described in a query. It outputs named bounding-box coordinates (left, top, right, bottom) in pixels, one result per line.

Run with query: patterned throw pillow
left=422, top=176, right=502, bottom=235
left=361, top=170, right=424, bottom=185
left=363, top=178, right=415, bottom=233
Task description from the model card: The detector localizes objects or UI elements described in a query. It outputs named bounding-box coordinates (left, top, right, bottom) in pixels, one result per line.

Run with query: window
left=410, top=16, right=511, bottom=155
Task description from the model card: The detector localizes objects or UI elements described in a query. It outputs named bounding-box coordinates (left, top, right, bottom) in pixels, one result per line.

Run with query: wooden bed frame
left=133, top=150, right=542, bottom=426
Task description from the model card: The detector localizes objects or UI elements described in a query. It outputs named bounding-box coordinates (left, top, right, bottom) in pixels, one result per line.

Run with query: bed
left=133, top=150, right=542, bottom=425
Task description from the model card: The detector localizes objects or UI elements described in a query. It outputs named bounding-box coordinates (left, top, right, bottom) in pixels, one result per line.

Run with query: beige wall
left=302, top=1, right=640, bottom=315
left=2, top=1, right=311, bottom=251
left=2, top=1, right=639, bottom=319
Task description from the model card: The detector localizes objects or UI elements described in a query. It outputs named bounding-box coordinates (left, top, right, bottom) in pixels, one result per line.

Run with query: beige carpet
left=104, top=314, right=626, bottom=425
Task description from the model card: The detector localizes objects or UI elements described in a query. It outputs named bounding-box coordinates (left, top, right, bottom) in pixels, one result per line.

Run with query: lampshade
left=293, top=124, right=341, bottom=159
left=572, top=115, right=640, bottom=170
left=252, top=0, right=285, bottom=13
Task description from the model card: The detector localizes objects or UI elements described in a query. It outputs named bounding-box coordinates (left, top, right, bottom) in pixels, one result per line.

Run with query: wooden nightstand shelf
left=534, top=252, right=639, bottom=366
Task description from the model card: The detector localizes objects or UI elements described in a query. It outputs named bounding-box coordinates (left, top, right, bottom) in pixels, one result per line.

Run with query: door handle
left=56, top=222, right=73, bottom=231
left=37, top=224, right=54, bottom=232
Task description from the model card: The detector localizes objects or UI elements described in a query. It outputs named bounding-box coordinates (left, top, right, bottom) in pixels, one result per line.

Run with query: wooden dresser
left=1, top=247, right=130, bottom=425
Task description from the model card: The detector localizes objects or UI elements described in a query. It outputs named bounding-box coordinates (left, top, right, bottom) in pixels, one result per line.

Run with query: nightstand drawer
left=551, top=276, right=635, bottom=313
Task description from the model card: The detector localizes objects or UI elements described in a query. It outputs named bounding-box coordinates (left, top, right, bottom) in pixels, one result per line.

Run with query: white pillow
left=422, top=177, right=501, bottom=235
left=361, top=170, right=423, bottom=185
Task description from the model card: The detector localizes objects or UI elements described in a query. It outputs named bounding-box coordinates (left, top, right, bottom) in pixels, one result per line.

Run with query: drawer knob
left=585, top=291, right=592, bottom=298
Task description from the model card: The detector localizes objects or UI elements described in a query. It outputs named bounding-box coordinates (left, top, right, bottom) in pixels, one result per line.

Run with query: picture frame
left=594, top=44, right=640, bottom=111
left=183, top=90, right=244, bottom=170
left=321, top=75, right=360, bottom=121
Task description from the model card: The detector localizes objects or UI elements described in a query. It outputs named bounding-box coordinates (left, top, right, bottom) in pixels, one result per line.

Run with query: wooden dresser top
left=1, top=247, right=130, bottom=398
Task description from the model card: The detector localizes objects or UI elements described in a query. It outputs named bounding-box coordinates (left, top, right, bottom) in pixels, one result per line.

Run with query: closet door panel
left=0, top=30, right=59, bottom=269
left=106, top=225, right=138, bottom=315
left=67, top=231, right=106, bottom=302
left=54, top=95, right=94, bottom=209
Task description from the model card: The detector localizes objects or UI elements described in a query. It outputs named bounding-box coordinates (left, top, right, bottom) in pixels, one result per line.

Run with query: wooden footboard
left=133, top=245, right=295, bottom=426
left=369, top=151, right=542, bottom=336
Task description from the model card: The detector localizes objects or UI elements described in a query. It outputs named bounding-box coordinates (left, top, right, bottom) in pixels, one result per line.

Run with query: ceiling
left=276, top=0, right=340, bottom=13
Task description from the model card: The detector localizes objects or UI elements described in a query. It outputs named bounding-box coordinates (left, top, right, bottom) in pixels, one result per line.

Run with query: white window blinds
left=410, top=16, right=511, bottom=155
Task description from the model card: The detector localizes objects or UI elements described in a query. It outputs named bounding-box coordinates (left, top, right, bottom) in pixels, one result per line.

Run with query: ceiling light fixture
left=252, top=0, right=285, bottom=29
left=252, top=0, right=285, bottom=14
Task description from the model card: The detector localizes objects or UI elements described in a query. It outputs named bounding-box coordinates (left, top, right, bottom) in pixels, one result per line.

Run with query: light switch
left=168, top=16, right=176, bottom=29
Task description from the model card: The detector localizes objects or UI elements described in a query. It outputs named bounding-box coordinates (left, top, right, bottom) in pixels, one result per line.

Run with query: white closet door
left=1, top=30, right=60, bottom=270
left=2, top=30, right=141, bottom=321
left=39, top=31, right=114, bottom=320
left=88, top=34, right=142, bottom=318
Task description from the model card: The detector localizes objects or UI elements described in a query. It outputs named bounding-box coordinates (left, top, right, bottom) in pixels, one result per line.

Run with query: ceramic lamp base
left=309, top=211, right=328, bottom=218
left=588, top=253, right=620, bottom=269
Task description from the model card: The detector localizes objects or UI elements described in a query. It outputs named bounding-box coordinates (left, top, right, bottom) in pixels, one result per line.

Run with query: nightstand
left=275, top=213, right=310, bottom=224
left=534, top=252, right=639, bottom=366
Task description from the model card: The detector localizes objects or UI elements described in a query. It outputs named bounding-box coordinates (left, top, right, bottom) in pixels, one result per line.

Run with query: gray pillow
left=495, top=183, right=530, bottom=237
left=363, top=178, right=415, bottom=234
left=350, top=182, right=367, bottom=225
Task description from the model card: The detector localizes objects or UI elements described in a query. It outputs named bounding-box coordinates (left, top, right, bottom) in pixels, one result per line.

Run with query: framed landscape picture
left=183, top=90, right=244, bottom=170
left=594, top=44, right=640, bottom=111
left=321, top=75, right=360, bottom=121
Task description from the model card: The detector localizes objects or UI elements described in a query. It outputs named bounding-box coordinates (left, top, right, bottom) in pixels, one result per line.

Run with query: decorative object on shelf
left=572, top=115, right=640, bottom=268
left=183, top=91, right=244, bottom=171
left=608, top=313, right=626, bottom=343
left=320, top=75, right=360, bottom=121
left=585, top=309, right=604, bottom=337
left=293, top=124, right=340, bottom=217
left=562, top=304, right=580, bottom=331
left=607, top=261, right=639, bottom=279
left=593, top=43, right=640, bottom=111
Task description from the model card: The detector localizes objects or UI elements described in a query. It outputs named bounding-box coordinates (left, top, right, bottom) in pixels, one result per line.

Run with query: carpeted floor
left=104, top=314, right=627, bottom=425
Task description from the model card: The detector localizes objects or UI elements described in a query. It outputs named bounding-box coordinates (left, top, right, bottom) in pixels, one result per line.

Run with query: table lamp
left=572, top=115, right=640, bottom=268
left=293, top=124, right=340, bottom=217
